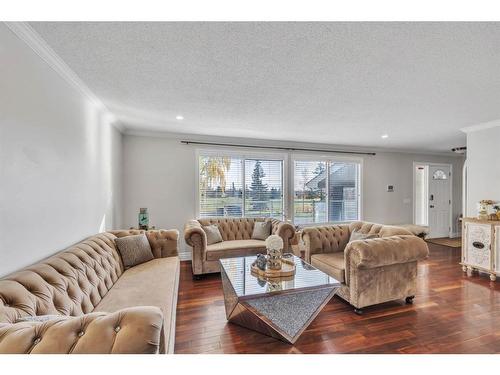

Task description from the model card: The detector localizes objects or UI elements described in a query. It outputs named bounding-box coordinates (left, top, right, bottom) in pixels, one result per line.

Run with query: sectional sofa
left=0, top=229, right=179, bottom=354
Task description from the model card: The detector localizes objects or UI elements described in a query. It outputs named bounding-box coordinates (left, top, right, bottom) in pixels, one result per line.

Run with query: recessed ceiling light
left=176, top=115, right=184, bottom=120
left=381, top=134, right=389, bottom=139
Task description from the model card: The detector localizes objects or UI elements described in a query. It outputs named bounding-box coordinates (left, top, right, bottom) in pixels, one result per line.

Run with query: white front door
left=428, top=165, right=451, bottom=238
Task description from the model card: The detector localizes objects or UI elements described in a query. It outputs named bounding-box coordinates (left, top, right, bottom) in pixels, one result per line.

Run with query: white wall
left=122, top=132, right=464, bottom=259
left=466, top=125, right=500, bottom=216
left=0, top=24, right=122, bottom=276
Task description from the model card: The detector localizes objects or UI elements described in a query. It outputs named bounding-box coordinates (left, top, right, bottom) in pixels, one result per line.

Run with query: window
left=432, top=169, right=448, bottom=180
left=293, top=159, right=360, bottom=224
left=198, top=153, right=284, bottom=219
left=294, top=161, right=327, bottom=224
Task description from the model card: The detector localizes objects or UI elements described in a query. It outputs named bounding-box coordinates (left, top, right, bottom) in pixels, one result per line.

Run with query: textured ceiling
left=29, top=22, right=500, bottom=153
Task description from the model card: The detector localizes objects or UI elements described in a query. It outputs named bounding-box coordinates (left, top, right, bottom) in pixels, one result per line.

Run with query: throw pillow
left=349, top=230, right=379, bottom=242
left=203, top=225, right=223, bottom=245
left=252, top=221, right=272, bottom=240
left=115, top=234, right=154, bottom=268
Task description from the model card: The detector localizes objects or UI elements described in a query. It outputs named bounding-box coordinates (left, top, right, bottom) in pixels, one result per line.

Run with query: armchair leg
left=405, top=296, right=415, bottom=304
left=354, top=308, right=363, bottom=315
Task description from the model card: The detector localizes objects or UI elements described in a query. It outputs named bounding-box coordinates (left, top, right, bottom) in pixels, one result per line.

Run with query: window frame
left=290, top=154, right=363, bottom=226
left=195, top=148, right=288, bottom=220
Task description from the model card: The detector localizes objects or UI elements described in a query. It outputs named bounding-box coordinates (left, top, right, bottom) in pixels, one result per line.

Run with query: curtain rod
left=181, top=140, right=376, bottom=156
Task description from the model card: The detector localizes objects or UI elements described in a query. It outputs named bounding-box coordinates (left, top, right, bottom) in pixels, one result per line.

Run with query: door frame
left=412, top=161, right=453, bottom=238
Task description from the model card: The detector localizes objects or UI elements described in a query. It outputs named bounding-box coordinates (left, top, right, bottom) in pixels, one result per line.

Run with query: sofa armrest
left=147, top=229, right=179, bottom=258
left=345, top=235, right=429, bottom=270
left=184, top=220, right=207, bottom=249
left=184, top=220, right=207, bottom=275
left=0, top=306, right=164, bottom=354
left=272, top=221, right=295, bottom=252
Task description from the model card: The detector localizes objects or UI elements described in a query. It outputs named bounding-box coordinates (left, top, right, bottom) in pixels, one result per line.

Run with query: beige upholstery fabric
left=0, top=307, right=163, bottom=354
left=115, top=234, right=154, bottom=268
left=93, top=257, right=180, bottom=354
left=110, top=229, right=179, bottom=258
left=202, top=225, right=223, bottom=245
left=0, top=230, right=180, bottom=354
left=302, top=221, right=429, bottom=309
left=349, top=230, right=378, bottom=242
left=252, top=221, right=271, bottom=240
left=185, top=217, right=295, bottom=275
left=206, top=240, right=266, bottom=261
left=311, top=253, right=345, bottom=283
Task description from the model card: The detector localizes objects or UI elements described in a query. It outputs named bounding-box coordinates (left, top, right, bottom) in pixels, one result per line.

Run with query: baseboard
left=179, top=251, right=192, bottom=261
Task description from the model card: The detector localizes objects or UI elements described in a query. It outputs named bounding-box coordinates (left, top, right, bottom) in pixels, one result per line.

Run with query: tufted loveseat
left=184, top=218, right=295, bottom=277
left=301, top=221, right=429, bottom=314
left=0, top=229, right=179, bottom=354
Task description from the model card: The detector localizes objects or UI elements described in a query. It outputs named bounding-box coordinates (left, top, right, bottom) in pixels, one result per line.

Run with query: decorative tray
left=250, top=256, right=296, bottom=279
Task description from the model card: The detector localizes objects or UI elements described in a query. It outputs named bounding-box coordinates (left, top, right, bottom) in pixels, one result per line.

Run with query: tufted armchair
left=0, top=229, right=180, bottom=354
left=301, top=221, right=429, bottom=314
left=184, top=217, right=295, bottom=277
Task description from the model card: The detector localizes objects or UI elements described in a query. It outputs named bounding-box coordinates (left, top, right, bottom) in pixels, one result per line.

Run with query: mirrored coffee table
left=219, top=255, right=340, bottom=344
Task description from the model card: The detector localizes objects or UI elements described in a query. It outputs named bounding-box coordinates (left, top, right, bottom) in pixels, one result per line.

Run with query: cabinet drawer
left=465, top=223, right=491, bottom=269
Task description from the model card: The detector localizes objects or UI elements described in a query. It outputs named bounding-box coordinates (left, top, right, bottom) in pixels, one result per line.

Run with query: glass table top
left=219, top=255, right=341, bottom=298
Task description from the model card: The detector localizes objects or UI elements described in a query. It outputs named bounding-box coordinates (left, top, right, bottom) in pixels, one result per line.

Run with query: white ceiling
left=29, top=22, right=500, bottom=153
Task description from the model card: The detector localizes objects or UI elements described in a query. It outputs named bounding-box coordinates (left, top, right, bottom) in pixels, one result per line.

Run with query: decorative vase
left=478, top=202, right=489, bottom=220
left=265, top=235, right=284, bottom=271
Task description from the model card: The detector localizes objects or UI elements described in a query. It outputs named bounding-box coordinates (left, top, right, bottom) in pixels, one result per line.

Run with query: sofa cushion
left=206, top=240, right=266, bottom=261
left=115, top=234, right=154, bottom=268
left=203, top=225, right=223, bottom=245
left=310, top=252, right=345, bottom=283
left=93, top=257, right=180, bottom=354
left=252, top=221, right=272, bottom=240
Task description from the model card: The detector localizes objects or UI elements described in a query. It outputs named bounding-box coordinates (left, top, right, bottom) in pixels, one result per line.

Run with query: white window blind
left=244, top=159, right=284, bottom=218
left=293, top=160, right=327, bottom=224
left=293, top=160, right=360, bottom=224
left=199, top=156, right=243, bottom=217
left=198, top=154, right=284, bottom=219
left=328, top=162, right=360, bottom=222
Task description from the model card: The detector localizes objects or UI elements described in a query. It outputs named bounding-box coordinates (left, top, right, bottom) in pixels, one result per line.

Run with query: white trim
left=4, top=22, right=117, bottom=125
left=461, top=119, right=500, bottom=133
left=413, top=161, right=453, bottom=238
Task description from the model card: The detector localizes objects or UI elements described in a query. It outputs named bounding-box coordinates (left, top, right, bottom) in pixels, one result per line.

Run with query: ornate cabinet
left=461, top=218, right=499, bottom=281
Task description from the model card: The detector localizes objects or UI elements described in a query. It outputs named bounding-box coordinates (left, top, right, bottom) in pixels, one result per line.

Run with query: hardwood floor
left=174, top=243, right=500, bottom=354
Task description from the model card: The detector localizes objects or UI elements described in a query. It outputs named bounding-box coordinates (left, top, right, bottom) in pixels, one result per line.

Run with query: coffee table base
left=221, top=267, right=338, bottom=344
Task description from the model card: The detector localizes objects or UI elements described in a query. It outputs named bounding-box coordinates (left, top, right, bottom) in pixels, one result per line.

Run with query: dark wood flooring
left=174, top=243, right=500, bottom=353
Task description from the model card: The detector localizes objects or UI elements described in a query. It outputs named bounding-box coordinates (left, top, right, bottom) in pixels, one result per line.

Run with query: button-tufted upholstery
left=185, top=217, right=295, bottom=275
left=302, top=221, right=428, bottom=310
left=0, top=229, right=180, bottom=354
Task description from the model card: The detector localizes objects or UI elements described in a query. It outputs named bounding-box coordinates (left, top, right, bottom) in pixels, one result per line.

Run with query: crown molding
left=123, top=128, right=464, bottom=158
left=4, top=22, right=118, bottom=125
left=461, top=119, right=500, bottom=133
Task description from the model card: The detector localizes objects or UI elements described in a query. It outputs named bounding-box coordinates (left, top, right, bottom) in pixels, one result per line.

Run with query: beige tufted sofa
left=184, top=218, right=295, bottom=277
left=302, top=221, right=429, bottom=314
left=0, top=229, right=179, bottom=354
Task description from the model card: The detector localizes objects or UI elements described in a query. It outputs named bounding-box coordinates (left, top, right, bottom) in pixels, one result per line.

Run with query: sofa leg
left=354, top=308, right=363, bottom=315
left=405, top=296, right=415, bottom=304
left=192, top=274, right=202, bottom=281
